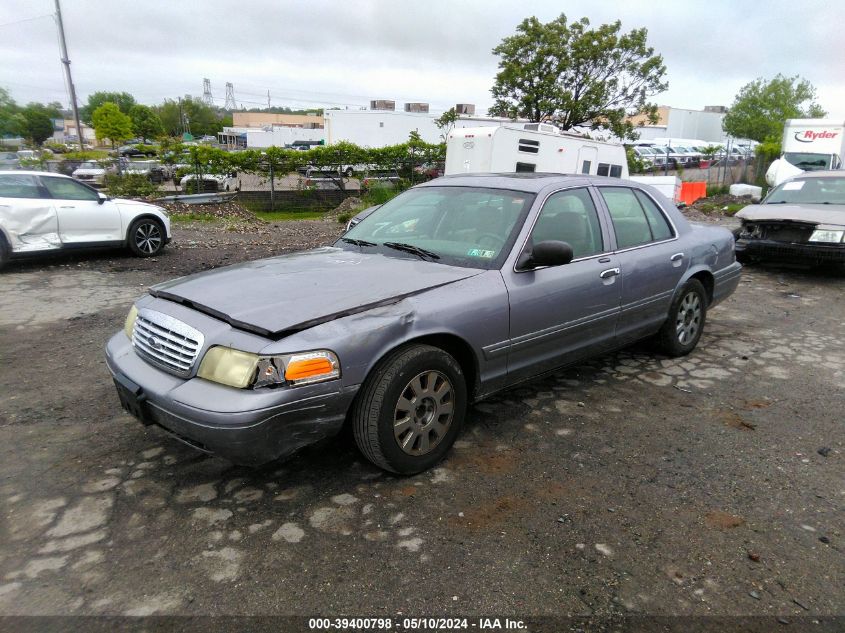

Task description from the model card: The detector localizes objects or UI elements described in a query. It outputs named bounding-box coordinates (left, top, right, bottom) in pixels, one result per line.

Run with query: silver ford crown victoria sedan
left=106, top=174, right=741, bottom=474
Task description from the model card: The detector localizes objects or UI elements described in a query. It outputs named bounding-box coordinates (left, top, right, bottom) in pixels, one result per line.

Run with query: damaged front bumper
left=105, top=332, right=357, bottom=465
left=736, top=238, right=845, bottom=264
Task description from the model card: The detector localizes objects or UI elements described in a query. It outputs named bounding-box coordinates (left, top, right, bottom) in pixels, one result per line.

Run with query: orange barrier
left=679, top=181, right=707, bottom=205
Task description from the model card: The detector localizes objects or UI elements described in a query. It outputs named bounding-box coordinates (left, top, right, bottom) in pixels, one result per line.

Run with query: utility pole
left=54, top=0, right=84, bottom=151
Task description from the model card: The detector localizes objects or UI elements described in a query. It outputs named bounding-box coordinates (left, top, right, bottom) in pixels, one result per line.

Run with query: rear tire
left=656, top=279, right=707, bottom=357
left=351, top=344, right=466, bottom=474
left=128, top=218, right=165, bottom=257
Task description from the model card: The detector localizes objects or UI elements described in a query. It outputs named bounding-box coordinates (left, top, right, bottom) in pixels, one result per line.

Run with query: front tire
left=351, top=344, right=466, bottom=474
left=656, top=279, right=707, bottom=357
left=128, top=218, right=165, bottom=257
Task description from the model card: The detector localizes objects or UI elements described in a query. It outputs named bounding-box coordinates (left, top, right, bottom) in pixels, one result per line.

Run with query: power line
left=0, top=13, right=53, bottom=28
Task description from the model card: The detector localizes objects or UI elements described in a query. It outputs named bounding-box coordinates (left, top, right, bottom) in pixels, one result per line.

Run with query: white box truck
left=766, top=119, right=845, bottom=186
left=445, top=123, right=628, bottom=179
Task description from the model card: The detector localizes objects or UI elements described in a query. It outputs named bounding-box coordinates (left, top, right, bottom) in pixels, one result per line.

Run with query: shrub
left=104, top=173, right=160, bottom=199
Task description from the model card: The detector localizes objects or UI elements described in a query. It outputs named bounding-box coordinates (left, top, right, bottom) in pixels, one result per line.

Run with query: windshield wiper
left=340, top=237, right=377, bottom=247
left=383, top=242, right=441, bottom=260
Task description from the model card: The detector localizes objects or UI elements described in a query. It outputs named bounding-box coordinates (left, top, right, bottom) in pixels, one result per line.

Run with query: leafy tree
left=21, top=104, right=56, bottom=145
left=0, top=87, right=24, bottom=137
left=433, top=108, right=458, bottom=140
left=129, top=104, right=163, bottom=141
left=155, top=96, right=224, bottom=137
left=722, top=74, right=826, bottom=144
left=92, top=102, right=133, bottom=147
left=80, top=91, right=136, bottom=124
left=489, top=14, right=667, bottom=140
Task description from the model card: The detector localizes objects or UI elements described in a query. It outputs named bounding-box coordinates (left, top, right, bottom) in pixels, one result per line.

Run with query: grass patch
left=255, top=210, right=325, bottom=221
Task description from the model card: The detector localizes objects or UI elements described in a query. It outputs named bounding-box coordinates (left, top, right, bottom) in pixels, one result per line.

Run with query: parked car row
left=631, top=143, right=756, bottom=171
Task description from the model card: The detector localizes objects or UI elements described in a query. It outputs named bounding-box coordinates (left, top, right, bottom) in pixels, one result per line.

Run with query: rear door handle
left=670, top=252, right=684, bottom=262
left=59, top=205, right=75, bottom=209
left=599, top=267, right=620, bottom=279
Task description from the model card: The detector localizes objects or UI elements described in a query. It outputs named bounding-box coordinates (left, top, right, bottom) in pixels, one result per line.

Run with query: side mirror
left=518, top=240, right=574, bottom=270
left=97, top=192, right=109, bottom=205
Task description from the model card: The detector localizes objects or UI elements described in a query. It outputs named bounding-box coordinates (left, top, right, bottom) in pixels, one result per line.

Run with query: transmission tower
left=224, top=82, right=237, bottom=110
left=202, top=78, right=213, bottom=106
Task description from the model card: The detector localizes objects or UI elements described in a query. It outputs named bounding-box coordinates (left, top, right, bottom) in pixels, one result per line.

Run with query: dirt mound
left=323, top=196, right=363, bottom=221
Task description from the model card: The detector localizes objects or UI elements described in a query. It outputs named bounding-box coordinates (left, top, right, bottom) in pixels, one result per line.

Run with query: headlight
left=197, top=347, right=340, bottom=389
left=124, top=305, right=138, bottom=340
left=808, top=229, right=844, bottom=243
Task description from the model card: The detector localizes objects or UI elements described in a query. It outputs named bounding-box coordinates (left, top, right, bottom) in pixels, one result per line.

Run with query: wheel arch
left=124, top=213, right=166, bottom=245
left=357, top=332, right=481, bottom=403
left=677, top=266, right=714, bottom=306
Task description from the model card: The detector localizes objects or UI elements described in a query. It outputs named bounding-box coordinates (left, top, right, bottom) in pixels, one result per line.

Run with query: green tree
left=92, top=102, right=133, bottom=147
left=489, top=14, right=667, bottom=140
left=722, top=74, right=827, bottom=143
left=0, top=87, right=24, bottom=137
left=129, top=104, right=163, bottom=141
left=80, top=91, right=136, bottom=124
left=433, top=107, right=458, bottom=141
left=155, top=96, right=224, bottom=137
left=21, top=104, right=57, bottom=145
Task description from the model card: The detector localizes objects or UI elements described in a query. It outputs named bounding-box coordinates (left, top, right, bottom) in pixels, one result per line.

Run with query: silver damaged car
left=106, top=174, right=742, bottom=474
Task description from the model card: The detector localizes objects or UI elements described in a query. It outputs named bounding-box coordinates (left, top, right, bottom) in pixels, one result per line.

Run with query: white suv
left=0, top=171, right=171, bottom=269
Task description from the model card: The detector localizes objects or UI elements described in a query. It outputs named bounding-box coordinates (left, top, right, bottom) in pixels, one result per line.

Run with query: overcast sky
left=1, top=0, right=843, bottom=119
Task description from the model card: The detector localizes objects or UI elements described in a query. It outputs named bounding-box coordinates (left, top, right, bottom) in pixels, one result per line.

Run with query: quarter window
left=599, top=187, right=660, bottom=249
left=40, top=177, right=99, bottom=201
left=634, top=190, right=674, bottom=241
left=530, top=188, right=604, bottom=259
left=0, top=174, right=43, bottom=199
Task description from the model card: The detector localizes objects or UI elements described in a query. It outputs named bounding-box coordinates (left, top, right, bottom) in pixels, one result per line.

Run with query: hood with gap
left=149, top=247, right=482, bottom=337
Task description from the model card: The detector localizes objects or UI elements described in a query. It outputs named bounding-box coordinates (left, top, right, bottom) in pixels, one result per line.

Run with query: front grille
left=752, top=222, right=815, bottom=243
left=132, top=309, right=204, bottom=377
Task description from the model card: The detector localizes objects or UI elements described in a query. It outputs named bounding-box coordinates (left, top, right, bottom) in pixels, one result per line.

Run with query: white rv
left=766, top=119, right=845, bottom=186
left=445, top=124, right=628, bottom=179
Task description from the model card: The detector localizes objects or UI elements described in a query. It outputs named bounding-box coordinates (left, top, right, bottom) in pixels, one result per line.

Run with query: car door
left=0, top=173, right=60, bottom=252
left=502, top=186, right=622, bottom=382
left=39, top=175, right=122, bottom=244
left=596, top=186, right=687, bottom=344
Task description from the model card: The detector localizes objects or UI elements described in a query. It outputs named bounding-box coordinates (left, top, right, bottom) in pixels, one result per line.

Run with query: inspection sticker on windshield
left=467, top=249, right=495, bottom=258
left=783, top=181, right=805, bottom=190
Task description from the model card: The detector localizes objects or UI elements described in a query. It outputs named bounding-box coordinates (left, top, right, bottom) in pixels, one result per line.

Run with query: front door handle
left=599, top=267, right=621, bottom=279
left=670, top=252, right=684, bottom=262
left=58, top=205, right=75, bottom=209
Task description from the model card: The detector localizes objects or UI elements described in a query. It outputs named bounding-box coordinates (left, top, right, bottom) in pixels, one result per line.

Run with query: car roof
left=0, top=170, right=72, bottom=178
left=419, top=173, right=630, bottom=193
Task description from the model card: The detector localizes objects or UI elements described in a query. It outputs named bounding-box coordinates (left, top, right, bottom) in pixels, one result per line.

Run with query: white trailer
left=766, top=119, right=845, bottom=186
left=445, top=124, right=628, bottom=179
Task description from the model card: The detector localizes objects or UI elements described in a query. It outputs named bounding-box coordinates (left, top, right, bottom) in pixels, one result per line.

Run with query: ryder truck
left=766, top=119, right=845, bottom=186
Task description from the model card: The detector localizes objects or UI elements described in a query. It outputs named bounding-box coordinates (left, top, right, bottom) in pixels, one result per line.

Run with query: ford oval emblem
left=463, top=141, right=474, bottom=149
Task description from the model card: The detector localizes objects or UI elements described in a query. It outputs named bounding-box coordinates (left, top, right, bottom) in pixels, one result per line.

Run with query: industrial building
left=628, top=105, right=730, bottom=143
left=219, top=102, right=516, bottom=149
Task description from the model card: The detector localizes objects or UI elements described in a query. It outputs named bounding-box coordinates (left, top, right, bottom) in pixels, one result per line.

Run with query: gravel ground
left=0, top=216, right=842, bottom=625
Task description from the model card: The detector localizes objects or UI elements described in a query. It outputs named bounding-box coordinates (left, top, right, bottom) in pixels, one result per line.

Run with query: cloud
left=0, top=0, right=842, bottom=118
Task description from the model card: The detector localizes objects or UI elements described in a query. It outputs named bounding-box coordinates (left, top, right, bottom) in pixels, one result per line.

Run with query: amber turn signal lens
left=285, top=356, right=335, bottom=381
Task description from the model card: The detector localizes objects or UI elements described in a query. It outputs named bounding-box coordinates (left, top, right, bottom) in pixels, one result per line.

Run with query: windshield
left=765, top=176, right=845, bottom=206
left=783, top=152, right=834, bottom=171
left=78, top=162, right=99, bottom=169
left=337, top=186, right=535, bottom=269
